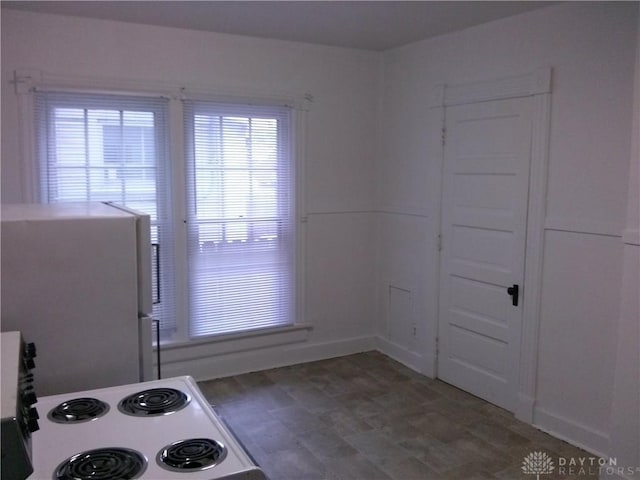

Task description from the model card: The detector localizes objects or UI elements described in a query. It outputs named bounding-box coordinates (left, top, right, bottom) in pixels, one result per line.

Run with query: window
left=35, top=90, right=297, bottom=342
left=35, top=92, right=175, bottom=334
left=184, top=101, right=295, bottom=337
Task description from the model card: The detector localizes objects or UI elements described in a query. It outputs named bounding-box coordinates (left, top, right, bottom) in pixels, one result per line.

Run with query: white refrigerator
left=1, top=202, right=154, bottom=395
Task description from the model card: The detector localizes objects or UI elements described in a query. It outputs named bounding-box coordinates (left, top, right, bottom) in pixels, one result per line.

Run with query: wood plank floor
left=198, top=351, right=597, bottom=480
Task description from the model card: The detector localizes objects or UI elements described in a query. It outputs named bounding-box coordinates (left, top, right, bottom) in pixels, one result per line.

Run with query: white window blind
left=183, top=100, right=295, bottom=337
left=35, top=91, right=176, bottom=335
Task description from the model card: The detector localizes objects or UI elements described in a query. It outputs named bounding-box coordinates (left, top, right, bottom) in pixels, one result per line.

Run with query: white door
left=437, top=97, right=532, bottom=411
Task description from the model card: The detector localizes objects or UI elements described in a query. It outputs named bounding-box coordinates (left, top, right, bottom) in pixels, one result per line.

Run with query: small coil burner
left=48, top=398, right=109, bottom=424
left=118, top=387, right=190, bottom=417
left=157, top=438, right=227, bottom=472
left=54, top=447, right=146, bottom=480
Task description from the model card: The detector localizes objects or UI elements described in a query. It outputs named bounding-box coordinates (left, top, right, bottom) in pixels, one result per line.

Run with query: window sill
left=157, top=324, right=313, bottom=363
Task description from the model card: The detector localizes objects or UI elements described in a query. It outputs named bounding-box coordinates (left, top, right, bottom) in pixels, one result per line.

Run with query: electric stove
left=31, top=376, right=266, bottom=479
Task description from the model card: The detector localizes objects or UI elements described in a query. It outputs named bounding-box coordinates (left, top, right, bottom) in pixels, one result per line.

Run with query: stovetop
left=31, top=376, right=265, bottom=479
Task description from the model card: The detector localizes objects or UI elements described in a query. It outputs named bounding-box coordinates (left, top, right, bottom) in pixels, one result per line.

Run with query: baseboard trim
left=375, top=335, right=430, bottom=377
left=515, top=392, right=536, bottom=422
left=534, top=406, right=611, bottom=458
left=160, top=334, right=376, bottom=381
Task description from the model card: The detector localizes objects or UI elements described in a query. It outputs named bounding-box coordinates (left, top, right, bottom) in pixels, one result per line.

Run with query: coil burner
left=157, top=438, right=227, bottom=472
left=54, top=447, right=146, bottom=480
left=48, top=398, right=109, bottom=424
left=118, top=388, right=190, bottom=417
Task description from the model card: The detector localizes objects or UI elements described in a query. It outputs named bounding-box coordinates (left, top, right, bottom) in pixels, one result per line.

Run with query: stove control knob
left=25, top=342, right=37, bottom=358
left=24, top=407, right=40, bottom=433
left=23, top=342, right=37, bottom=370
left=21, top=375, right=35, bottom=392
left=23, top=390, right=37, bottom=407
left=26, top=417, right=40, bottom=433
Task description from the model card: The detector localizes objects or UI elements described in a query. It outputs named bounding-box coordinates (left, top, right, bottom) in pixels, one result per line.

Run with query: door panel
left=449, top=325, right=508, bottom=377
left=451, top=225, right=514, bottom=270
left=450, top=276, right=510, bottom=327
left=438, top=97, right=532, bottom=411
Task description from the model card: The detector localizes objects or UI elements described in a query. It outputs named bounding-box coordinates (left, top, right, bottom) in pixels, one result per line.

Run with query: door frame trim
left=429, top=67, right=552, bottom=422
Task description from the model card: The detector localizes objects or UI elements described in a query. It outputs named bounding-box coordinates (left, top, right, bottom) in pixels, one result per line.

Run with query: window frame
left=33, top=90, right=177, bottom=336
left=18, top=74, right=309, bottom=351
left=183, top=99, right=297, bottom=339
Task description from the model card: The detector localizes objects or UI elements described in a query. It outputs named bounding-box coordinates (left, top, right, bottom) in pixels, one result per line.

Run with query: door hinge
left=435, top=336, right=440, bottom=354
left=437, top=234, right=442, bottom=252
left=441, top=127, right=446, bottom=147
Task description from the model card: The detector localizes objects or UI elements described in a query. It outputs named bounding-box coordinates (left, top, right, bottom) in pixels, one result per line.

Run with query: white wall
left=605, top=12, right=640, bottom=479
left=0, top=9, right=380, bottom=376
left=378, top=2, right=638, bottom=456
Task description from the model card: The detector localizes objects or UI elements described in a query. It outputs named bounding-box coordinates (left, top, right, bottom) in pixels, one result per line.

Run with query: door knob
left=507, top=284, right=519, bottom=307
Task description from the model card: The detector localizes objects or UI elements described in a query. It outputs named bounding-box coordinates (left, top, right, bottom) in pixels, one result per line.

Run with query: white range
left=31, top=376, right=266, bottom=480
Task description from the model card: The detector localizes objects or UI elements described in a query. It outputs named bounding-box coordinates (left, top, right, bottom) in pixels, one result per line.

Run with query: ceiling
left=1, top=1, right=556, bottom=51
